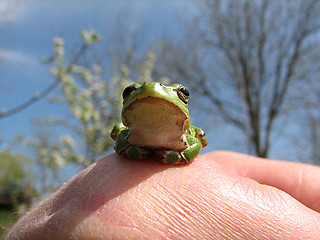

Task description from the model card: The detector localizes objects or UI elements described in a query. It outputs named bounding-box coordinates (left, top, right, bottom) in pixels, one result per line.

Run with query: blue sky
left=0, top=0, right=213, bottom=150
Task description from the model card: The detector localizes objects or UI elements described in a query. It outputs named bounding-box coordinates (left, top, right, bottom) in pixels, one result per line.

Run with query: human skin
left=4, top=151, right=320, bottom=239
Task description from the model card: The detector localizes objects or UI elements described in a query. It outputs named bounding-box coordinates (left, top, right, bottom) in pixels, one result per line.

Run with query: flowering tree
left=29, top=30, right=156, bottom=179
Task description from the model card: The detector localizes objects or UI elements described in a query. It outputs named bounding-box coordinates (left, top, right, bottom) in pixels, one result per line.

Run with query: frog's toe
left=121, top=146, right=150, bottom=160
left=155, top=150, right=187, bottom=164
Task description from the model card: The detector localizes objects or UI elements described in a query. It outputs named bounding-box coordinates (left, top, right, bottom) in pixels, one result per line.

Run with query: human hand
left=5, top=151, right=320, bottom=239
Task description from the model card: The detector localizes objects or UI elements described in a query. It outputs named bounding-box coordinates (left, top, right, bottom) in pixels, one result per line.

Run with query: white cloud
left=0, top=0, right=30, bottom=23
left=0, top=49, right=38, bottom=67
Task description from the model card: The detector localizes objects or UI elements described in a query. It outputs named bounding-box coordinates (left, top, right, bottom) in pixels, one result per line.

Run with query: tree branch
left=0, top=80, right=60, bottom=119
left=0, top=42, right=88, bottom=119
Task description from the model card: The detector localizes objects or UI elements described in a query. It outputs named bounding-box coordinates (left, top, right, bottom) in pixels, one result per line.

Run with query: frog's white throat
left=122, top=97, right=189, bottom=151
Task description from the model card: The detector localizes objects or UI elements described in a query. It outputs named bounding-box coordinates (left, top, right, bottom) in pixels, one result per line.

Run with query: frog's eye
left=122, top=84, right=137, bottom=99
left=177, top=86, right=189, bottom=104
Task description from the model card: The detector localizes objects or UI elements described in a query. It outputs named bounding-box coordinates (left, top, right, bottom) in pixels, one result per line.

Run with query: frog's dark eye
left=122, top=84, right=137, bottom=99
left=177, top=86, right=189, bottom=104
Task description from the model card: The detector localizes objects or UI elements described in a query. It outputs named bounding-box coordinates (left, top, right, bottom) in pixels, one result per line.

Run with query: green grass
left=0, top=209, right=19, bottom=238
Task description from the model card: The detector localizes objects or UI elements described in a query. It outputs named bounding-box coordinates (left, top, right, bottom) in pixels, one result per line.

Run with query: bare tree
left=308, top=114, right=320, bottom=164
left=156, top=0, right=320, bottom=158
left=300, top=74, right=320, bottom=165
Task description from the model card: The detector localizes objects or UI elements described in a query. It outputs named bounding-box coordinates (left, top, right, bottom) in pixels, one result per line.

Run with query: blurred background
left=1, top=0, right=320, bottom=235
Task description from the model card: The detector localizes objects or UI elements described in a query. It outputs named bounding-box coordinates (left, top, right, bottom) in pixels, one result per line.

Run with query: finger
left=205, top=151, right=320, bottom=213
left=54, top=153, right=320, bottom=239
left=50, top=153, right=320, bottom=239
left=6, top=153, right=320, bottom=239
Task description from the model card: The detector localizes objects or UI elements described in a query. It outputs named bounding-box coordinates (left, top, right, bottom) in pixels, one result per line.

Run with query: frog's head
left=121, top=82, right=191, bottom=148
left=122, top=82, right=190, bottom=116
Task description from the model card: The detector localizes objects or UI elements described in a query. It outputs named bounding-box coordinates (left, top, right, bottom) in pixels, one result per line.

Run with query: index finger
left=205, top=151, right=320, bottom=213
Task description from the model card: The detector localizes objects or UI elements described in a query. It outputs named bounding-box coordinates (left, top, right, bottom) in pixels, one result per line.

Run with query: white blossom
left=59, top=135, right=75, bottom=148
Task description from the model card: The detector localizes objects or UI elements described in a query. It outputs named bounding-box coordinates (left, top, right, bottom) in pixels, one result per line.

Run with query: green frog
left=111, top=82, right=208, bottom=164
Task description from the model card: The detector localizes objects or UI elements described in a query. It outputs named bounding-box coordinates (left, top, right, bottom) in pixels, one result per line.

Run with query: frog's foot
left=119, top=145, right=150, bottom=160
left=153, top=150, right=186, bottom=165
left=156, top=135, right=203, bottom=164
left=114, top=129, right=150, bottom=160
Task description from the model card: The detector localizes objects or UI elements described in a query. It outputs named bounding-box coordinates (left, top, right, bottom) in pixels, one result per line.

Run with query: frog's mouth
left=122, top=97, right=189, bottom=150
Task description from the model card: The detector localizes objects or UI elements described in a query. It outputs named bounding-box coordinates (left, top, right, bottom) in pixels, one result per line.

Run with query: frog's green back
left=122, top=82, right=190, bottom=119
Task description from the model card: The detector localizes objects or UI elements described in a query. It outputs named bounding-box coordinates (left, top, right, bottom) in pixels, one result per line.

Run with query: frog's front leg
left=157, top=135, right=203, bottom=164
left=189, top=125, right=208, bottom=148
left=111, top=122, right=127, bottom=141
left=180, top=135, right=203, bottom=163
